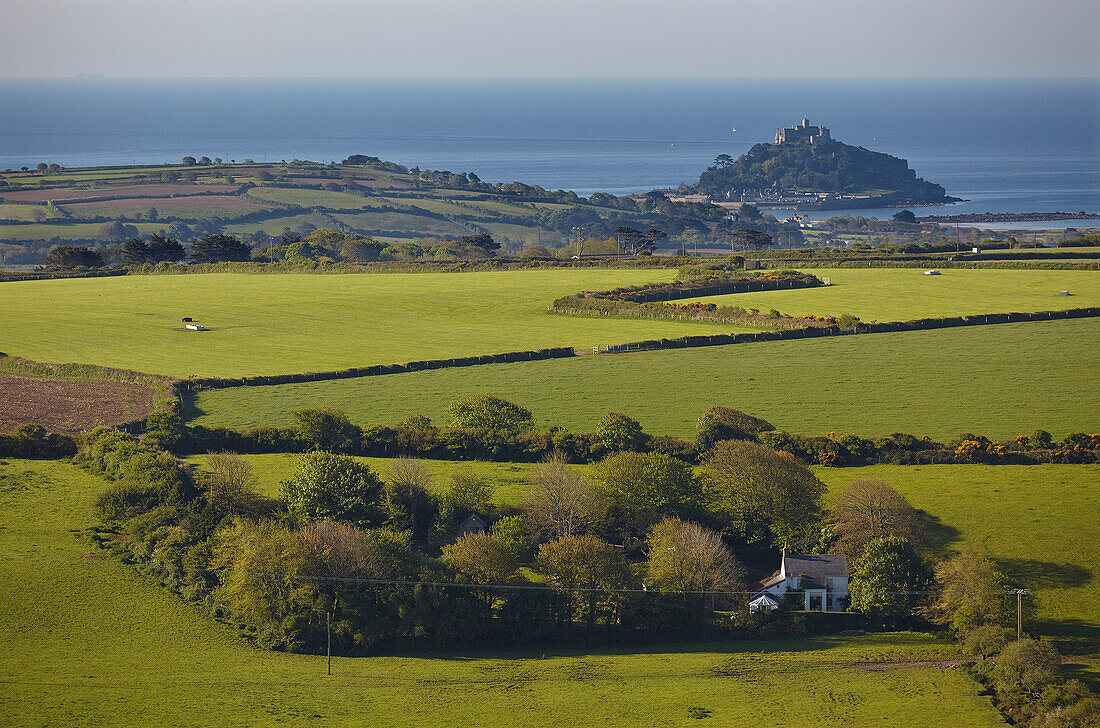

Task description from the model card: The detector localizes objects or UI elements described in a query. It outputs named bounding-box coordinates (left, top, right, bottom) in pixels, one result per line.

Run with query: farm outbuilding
left=459, top=514, right=487, bottom=536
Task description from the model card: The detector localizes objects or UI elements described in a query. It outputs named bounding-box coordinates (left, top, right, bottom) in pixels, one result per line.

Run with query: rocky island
left=692, top=118, right=961, bottom=210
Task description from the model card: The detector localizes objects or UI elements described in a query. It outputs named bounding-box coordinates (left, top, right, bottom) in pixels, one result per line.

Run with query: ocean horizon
left=2, top=77, right=1097, bottom=218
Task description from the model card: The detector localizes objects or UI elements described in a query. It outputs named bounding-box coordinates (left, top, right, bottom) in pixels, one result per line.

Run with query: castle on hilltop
left=775, top=118, right=831, bottom=145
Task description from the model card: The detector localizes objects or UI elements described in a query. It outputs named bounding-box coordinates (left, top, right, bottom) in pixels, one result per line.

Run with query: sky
left=2, top=0, right=1098, bottom=78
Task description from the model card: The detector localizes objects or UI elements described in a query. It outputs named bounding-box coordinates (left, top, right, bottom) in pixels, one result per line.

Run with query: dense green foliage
left=694, top=140, right=955, bottom=204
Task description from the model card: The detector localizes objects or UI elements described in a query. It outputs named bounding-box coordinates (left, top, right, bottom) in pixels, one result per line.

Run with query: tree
left=522, top=453, right=604, bottom=540
left=201, top=451, right=262, bottom=515
left=199, top=156, right=212, bottom=165
left=695, top=407, right=775, bottom=452
left=459, top=233, right=500, bottom=256
left=144, top=233, right=186, bottom=263
left=281, top=451, right=385, bottom=527
left=293, top=407, right=361, bottom=452
left=713, top=154, right=734, bottom=169
left=536, top=535, right=632, bottom=626
left=447, top=395, right=533, bottom=435
left=189, top=234, right=252, bottom=263
left=383, top=457, right=436, bottom=537
left=613, top=225, right=644, bottom=254
left=595, top=411, right=646, bottom=452
left=848, top=536, right=934, bottom=618
left=36, top=162, right=48, bottom=172
left=182, top=156, right=197, bottom=166
left=213, top=517, right=310, bottom=627
left=701, top=440, right=825, bottom=547
left=97, top=220, right=139, bottom=242
left=167, top=221, right=193, bottom=241
left=892, top=209, right=917, bottom=223
left=439, top=471, right=495, bottom=521
left=490, top=515, right=530, bottom=561
left=830, top=478, right=926, bottom=558
left=44, top=245, right=103, bottom=269
left=639, top=227, right=667, bottom=254
left=441, top=532, right=518, bottom=585
left=645, top=517, right=744, bottom=596
left=731, top=228, right=773, bottom=251
left=122, top=234, right=185, bottom=265
left=593, top=451, right=699, bottom=541
left=255, top=170, right=274, bottom=181
left=925, top=551, right=1015, bottom=632
left=993, top=639, right=1062, bottom=703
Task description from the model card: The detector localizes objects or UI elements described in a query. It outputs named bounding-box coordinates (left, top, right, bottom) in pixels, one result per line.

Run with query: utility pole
left=327, top=610, right=332, bottom=675
left=1013, top=589, right=1030, bottom=640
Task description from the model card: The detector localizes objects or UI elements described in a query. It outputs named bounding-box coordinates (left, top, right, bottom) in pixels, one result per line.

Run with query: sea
left=1, top=77, right=1098, bottom=221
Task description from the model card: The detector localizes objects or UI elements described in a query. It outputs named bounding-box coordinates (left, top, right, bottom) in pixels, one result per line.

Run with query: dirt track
left=0, top=373, right=155, bottom=435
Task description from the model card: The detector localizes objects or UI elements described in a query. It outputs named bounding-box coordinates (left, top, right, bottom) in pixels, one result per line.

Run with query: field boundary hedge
left=176, top=306, right=1100, bottom=393
left=583, top=306, right=1100, bottom=354
left=181, top=346, right=577, bottom=392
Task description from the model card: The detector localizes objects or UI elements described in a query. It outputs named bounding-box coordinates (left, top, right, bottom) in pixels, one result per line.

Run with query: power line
left=0, top=552, right=1031, bottom=598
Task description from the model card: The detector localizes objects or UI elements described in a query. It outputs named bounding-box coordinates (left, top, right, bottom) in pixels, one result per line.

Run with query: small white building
left=750, top=546, right=849, bottom=613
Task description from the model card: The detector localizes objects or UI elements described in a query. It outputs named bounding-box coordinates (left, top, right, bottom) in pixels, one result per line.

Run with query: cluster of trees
left=65, top=394, right=1100, bottom=725
left=121, top=234, right=186, bottom=265
left=81, top=424, right=806, bottom=651
left=695, top=141, right=954, bottom=203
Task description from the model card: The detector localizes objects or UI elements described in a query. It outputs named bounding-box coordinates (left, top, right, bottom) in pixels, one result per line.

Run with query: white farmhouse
left=750, top=546, right=849, bottom=613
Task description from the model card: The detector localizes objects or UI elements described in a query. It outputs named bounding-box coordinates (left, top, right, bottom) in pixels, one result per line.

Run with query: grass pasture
left=244, top=186, right=385, bottom=209
left=816, top=464, right=1100, bottom=645
left=188, top=318, right=1100, bottom=441
left=0, top=457, right=1003, bottom=727
left=0, top=203, right=64, bottom=222
left=186, top=452, right=547, bottom=506
left=0, top=269, right=766, bottom=377
left=684, top=267, right=1100, bottom=321
left=0, top=221, right=166, bottom=241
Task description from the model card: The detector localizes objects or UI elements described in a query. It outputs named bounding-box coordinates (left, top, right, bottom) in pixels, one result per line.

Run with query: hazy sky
left=3, top=0, right=1098, bottom=78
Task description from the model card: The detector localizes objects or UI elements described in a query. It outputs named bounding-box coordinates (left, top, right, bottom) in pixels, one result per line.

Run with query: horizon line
left=2, top=74, right=1099, bottom=81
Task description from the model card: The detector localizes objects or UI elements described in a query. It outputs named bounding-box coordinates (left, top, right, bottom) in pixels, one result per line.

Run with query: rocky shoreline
left=917, top=211, right=1100, bottom=223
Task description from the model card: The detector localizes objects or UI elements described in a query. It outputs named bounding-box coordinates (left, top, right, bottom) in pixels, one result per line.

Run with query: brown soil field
left=0, top=184, right=240, bottom=203
left=61, top=195, right=266, bottom=211
left=0, top=373, right=156, bottom=435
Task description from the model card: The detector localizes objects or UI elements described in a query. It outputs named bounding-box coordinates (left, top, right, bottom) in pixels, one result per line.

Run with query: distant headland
left=690, top=118, right=961, bottom=210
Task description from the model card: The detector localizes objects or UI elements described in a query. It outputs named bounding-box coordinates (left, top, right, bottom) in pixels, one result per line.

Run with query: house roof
left=761, top=570, right=785, bottom=588
left=460, top=514, right=486, bottom=527
left=783, top=553, right=848, bottom=590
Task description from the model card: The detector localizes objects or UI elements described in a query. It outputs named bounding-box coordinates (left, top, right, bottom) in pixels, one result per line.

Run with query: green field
left=685, top=268, right=1100, bottom=321
left=0, top=457, right=1004, bottom=727
left=816, top=464, right=1100, bottom=640
left=188, top=318, right=1100, bottom=441
left=187, top=452, right=549, bottom=506
left=0, top=269, right=765, bottom=377
left=0, top=221, right=165, bottom=241
left=0, top=203, right=64, bottom=222
left=245, top=186, right=385, bottom=209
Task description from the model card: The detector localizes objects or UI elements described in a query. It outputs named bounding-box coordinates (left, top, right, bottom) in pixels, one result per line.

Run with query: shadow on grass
left=1060, top=659, right=1100, bottom=692
left=1035, top=618, right=1100, bottom=659
left=994, top=557, right=1093, bottom=590
left=178, top=391, right=206, bottom=422
left=916, top=509, right=962, bottom=557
